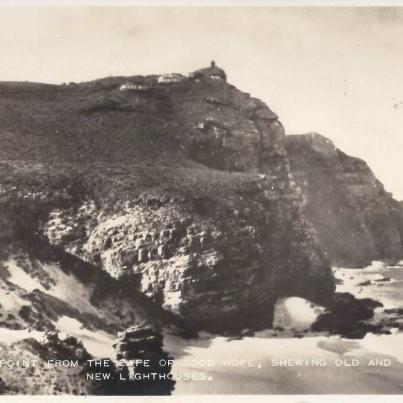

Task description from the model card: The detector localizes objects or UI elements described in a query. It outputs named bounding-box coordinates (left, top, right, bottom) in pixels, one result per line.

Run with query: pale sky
left=0, top=6, right=402, bottom=198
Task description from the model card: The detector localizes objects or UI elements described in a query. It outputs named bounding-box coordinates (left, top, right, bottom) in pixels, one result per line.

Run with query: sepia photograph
left=0, top=1, right=403, bottom=399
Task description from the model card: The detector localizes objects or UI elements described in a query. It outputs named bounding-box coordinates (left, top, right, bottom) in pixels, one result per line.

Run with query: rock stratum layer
left=285, top=133, right=403, bottom=267
left=0, top=64, right=335, bottom=333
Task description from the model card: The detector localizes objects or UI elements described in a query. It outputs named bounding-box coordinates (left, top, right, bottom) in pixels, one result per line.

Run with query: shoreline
left=164, top=261, right=403, bottom=394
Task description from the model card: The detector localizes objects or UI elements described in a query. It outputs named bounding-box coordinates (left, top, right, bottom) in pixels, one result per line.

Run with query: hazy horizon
left=1, top=6, right=402, bottom=198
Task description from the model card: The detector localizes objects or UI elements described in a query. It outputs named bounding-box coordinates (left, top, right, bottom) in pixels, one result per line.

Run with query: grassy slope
left=0, top=77, right=267, bottom=213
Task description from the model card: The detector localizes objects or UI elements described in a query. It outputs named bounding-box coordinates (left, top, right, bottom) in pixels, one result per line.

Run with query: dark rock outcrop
left=113, top=325, right=175, bottom=395
left=36, top=330, right=91, bottom=363
left=312, top=292, right=384, bottom=339
left=285, top=133, right=403, bottom=267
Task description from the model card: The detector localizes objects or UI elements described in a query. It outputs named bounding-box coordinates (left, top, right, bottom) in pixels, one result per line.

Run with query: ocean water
left=165, top=262, right=403, bottom=394
left=335, top=261, right=403, bottom=309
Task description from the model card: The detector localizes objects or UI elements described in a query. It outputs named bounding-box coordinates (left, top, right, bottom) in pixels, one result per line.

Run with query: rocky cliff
left=0, top=64, right=334, bottom=333
left=285, top=133, right=403, bottom=267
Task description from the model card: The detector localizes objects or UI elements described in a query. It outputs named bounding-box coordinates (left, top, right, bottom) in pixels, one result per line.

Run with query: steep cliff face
left=0, top=65, right=334, bottom=332
left=285, top=133, right=403, bottom=267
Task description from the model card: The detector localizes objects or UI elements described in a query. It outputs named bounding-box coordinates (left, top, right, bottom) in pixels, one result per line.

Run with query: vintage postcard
left=0, top=1, right=403, bottom=400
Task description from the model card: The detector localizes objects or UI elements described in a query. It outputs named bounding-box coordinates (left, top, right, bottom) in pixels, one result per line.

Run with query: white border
left=0, top=0, right=402, bottom=7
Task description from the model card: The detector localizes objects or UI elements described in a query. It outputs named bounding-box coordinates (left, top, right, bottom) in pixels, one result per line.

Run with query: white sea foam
left=53, top=316, right=116, bottom=359
left=273, top=297, right=325, bottom=331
